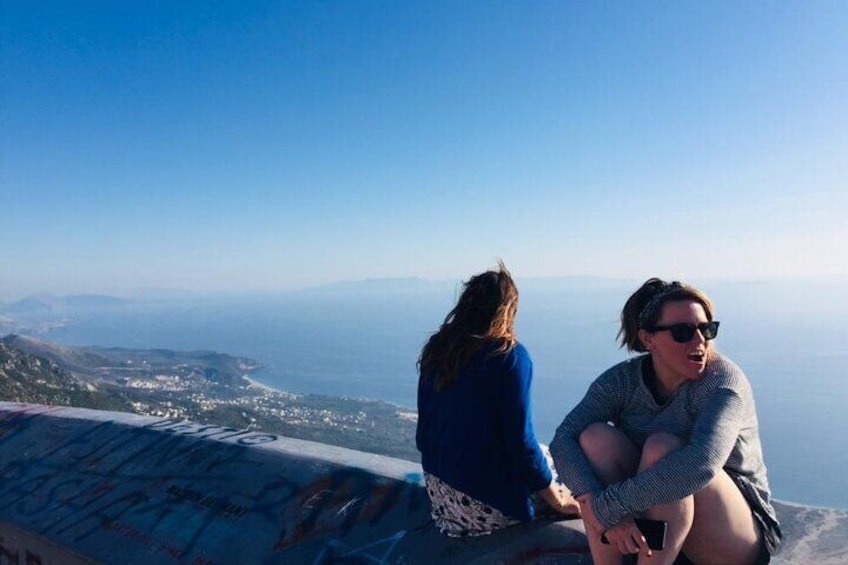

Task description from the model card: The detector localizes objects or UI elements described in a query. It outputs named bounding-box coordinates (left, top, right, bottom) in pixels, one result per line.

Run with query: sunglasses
left=648, top=321, right=720, bottom=343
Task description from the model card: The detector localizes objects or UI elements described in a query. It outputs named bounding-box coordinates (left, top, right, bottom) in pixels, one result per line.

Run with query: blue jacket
left=416, top=342, right=552, bottom=521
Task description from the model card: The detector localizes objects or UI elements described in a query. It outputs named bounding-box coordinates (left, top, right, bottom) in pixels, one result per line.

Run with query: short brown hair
left=618, top=278, right=715, bottom=352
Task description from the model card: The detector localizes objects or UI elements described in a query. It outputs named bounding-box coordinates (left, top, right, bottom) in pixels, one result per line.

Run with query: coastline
left=243, top=374, right=291, bottom=396
left=243, top=373, right=417, bottom=412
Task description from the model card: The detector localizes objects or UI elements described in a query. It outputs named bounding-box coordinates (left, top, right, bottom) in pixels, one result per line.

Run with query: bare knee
left=640, top=432, right=685, bottom=471
left=578, top=423, right=639, bottom=483
left=579, top=422, right=618, bottom=460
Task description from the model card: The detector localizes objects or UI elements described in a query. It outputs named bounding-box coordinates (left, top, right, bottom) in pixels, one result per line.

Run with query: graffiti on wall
left=0, top=404, right=429, bottom=564
left=269, top=469, right=425, bottom=551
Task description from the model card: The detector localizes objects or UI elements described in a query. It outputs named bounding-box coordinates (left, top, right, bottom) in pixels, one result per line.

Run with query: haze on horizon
left=2, top=2, right=847, bottom=301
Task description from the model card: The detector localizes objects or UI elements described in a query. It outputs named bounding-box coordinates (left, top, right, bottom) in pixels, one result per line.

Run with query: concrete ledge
left=0, top=402, right=590, bottom=564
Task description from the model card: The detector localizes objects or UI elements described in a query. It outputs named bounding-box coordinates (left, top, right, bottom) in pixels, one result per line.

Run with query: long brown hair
left=618, top=277, right=715, bottom=352
left=418, top=261, right=519, bottom=391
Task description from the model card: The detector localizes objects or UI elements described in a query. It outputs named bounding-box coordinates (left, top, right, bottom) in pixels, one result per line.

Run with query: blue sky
left=2, top=1, right=847, bottom=299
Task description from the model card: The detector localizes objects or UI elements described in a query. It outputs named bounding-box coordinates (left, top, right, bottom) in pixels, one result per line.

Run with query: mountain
left=0, top=294, right=134, bottom=338
left=0, top=337, right=129, bottom=411
left=297, top=277, right=458, bottom=298
left=1, top=293, right=130, bottom=319
left=2, top=295, right=56, bottom=318
left=2, top=333, right=260, bottom=387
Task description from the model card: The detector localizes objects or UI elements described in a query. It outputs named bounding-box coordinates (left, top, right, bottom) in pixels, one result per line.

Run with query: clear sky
left=2, top=1, right=847, bottom=299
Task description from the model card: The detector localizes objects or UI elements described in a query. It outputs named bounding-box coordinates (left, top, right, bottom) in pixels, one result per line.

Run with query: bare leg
left=682, top=470, right=763, bottom=565
left=578, top=428, right=763, bottom=565
left=578, top=422, right=639, bottom=565
left=636, top=433, right=763, bottom=565
left=637, top=433, right=693, bottom=565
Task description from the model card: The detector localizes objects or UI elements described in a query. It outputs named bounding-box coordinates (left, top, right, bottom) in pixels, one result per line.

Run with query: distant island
left=0, top=334, right=419, bottom=462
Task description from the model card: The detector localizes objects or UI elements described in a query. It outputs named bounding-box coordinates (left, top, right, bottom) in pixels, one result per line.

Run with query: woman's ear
left=638, top=329, right=653, bottom=351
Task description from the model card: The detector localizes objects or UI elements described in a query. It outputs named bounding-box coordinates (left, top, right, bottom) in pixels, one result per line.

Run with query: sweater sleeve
left=593, top=375, right=747, bottom=528
left=415, top=373, right=426, bottom=454
left=550, top=366, right=627, bottom=499
left=499, top=345, right=552, bottom=493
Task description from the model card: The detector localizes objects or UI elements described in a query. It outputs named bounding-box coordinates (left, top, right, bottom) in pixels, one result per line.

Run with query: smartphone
left=600, top=518, right=667, bottom=551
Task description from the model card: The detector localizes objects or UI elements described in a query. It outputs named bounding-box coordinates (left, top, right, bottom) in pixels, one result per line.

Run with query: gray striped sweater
left=550, top=352, right=781, bottom=551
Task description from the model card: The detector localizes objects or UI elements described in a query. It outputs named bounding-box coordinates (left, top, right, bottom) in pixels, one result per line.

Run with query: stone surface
left=0, top=403, right=589, bottom=564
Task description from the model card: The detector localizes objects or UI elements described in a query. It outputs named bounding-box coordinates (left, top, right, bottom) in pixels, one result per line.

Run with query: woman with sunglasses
left=417, top=262, right=579, bottom=537
left=550, top=278, right=781, bottom=564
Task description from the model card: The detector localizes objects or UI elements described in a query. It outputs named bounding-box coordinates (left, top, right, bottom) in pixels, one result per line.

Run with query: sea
left=30, top=277, right=848, bottom=510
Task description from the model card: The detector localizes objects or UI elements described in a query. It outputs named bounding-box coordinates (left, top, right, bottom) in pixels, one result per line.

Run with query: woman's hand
left=577, top=495, right=652, bottom=557
left=538, top=481, right=581, bottom=516
left=602, top=517, right=652, bottom=557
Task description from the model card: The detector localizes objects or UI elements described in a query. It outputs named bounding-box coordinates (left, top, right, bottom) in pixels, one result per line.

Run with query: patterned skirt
left=423, top=472, right=519, bottom=537
left=424, top=444, right=560, bottom=537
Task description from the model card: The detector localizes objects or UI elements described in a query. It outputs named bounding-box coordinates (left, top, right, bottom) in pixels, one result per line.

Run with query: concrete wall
left=0, top=403, right=590, bottom=564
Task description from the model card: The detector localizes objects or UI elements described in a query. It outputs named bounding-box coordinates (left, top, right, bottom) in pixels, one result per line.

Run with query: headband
left=638, top=281, right=684, bottom=328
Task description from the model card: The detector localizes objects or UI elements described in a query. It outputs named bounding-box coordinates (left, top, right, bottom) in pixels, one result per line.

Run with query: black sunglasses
left=648, top=321, right=720, bottom=343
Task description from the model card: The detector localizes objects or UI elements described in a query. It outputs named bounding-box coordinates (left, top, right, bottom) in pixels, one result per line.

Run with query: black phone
left=600, top=518, right=667, bottom=551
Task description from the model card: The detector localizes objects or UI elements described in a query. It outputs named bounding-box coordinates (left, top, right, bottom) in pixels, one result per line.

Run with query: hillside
left=0, top=334, right=418, bottom=462
left=0, top=339, right=129, bottom=411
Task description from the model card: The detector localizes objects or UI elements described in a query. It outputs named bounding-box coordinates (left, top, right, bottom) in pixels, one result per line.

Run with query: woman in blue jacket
left=416, top=262, right=578, bottom=537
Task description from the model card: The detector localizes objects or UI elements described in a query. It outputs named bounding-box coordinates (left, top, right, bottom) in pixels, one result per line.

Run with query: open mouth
left=687, top=351, right=706, bottom=363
